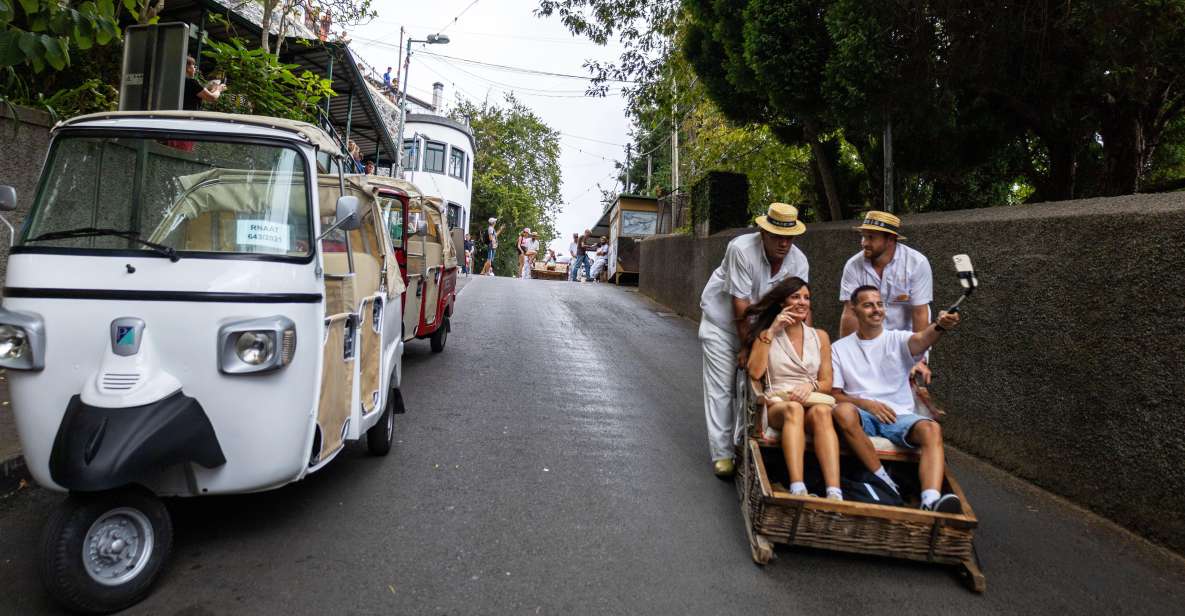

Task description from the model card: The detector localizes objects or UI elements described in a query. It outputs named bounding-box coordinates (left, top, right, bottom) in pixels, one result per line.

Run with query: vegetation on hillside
left=453, top=95, right=564, bottom=276
left=540, top=0, right=1185, bottom=219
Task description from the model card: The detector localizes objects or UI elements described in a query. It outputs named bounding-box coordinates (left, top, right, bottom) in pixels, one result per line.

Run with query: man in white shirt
left=567, top=233, right=580, bottom=281
left=838, top=211, right=934, bottom=382
left=830, top=285, right=962, bottom=512
left=699, top=203, right=811, bottom=477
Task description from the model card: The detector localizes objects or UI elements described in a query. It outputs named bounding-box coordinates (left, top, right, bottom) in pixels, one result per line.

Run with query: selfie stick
left=948, top=254, right=978, bottom=314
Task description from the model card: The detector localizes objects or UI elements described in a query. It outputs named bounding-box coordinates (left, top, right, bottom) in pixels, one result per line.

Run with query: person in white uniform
left=699, top=203, right=810, bottom=477
left=838, top=211, right=934, bottom=383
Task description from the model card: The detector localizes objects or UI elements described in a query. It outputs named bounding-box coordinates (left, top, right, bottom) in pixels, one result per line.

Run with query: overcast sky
left=348, top=0, right=631, bottom=253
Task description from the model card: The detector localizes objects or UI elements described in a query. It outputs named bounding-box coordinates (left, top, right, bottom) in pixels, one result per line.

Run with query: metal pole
left=324, top=51, right=334, bottom=118
left=344, top=91, right=354, bottom=144
left=646, top=154, right=652, bottom=192
left=625, top=144, right=632, bottom=193
left=884, top=115, right=894, bottom=213
left=395, top=38, right=412, bottom=178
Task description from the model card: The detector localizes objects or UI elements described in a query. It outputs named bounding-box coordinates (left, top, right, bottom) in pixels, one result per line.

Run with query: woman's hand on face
left=769, top=306, right=797, bottom=334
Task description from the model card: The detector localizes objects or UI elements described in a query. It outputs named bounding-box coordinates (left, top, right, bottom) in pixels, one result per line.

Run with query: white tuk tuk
left=0, top=111, right=407, bottom=613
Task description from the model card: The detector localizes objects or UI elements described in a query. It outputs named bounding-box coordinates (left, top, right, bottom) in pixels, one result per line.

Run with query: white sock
left=825, top=487, right=843, bottom=501
left=921, top=489, right=940, bottom=508
left=874, top=467, right=899, bottom=494
left=790, top=481, right=808, bottom=495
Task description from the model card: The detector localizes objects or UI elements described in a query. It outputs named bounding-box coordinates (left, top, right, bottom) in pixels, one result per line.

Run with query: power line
left=418, top=50, right=635, bottom=83
left=559, top=132, right=625, bottom=147
left=439, top=0, right=481, bottom=34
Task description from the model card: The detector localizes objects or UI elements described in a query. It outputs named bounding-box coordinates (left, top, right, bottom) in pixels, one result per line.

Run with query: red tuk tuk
left=366, top=177, right=458, bottom=352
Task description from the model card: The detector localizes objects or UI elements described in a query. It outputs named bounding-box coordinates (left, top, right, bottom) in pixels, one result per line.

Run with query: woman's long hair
left=740, top=277, right=810, bottom=351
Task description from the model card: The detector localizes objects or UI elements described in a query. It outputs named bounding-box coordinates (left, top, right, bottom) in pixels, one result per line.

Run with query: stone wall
left=0, top=105, right=54, bottom=290
left=639, top=193, right=1185, bottom=553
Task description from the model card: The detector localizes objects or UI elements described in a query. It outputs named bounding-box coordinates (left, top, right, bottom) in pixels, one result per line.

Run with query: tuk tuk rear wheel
left=367, top=388, right=397, bottom=456
left=430, top=317, right=449, bottom=353
left=39, top=487, right=172, bottom=614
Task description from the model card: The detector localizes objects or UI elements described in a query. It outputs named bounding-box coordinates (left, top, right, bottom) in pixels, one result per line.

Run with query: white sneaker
left=922, top=493, right=962, bottom=514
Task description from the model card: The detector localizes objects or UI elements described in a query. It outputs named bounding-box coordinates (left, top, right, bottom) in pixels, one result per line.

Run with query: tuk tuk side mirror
left=335, top=196, right=361, bottom=231
left=0, top=186, right=16, bottom=212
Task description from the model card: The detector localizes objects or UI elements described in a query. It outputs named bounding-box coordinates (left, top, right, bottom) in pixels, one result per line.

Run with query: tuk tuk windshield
left=21, top=135, right=311, bottom=258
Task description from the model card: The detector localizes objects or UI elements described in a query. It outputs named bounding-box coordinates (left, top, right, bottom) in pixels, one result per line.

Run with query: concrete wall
left=0, top=105, right=54, bottom=290
left=640, top=193, right=1185, bottom=553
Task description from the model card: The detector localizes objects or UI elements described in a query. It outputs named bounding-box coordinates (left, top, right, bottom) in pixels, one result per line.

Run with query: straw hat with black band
left=854, top=210, right=907, bottom=240
left=755, top=202, right=806, bottom=237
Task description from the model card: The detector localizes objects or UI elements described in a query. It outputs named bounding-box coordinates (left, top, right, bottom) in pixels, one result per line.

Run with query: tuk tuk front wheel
left=430, top=317, right=449, bottom=353
left=39, top=487, right=172, bottom=614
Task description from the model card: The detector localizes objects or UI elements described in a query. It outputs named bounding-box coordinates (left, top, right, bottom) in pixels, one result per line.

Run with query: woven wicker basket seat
left=736, top=369, right=985, bottom=593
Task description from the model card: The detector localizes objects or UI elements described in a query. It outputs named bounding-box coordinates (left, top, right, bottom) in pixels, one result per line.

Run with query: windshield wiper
left=27, top=227, right=180, bottom=262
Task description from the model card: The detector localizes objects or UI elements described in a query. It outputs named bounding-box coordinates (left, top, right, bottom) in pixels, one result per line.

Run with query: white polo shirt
left=700, top=232, right=810, bottom=332
left=831, top=329, right=924, bottom=417
left=839, top=242, right=933, bottom=332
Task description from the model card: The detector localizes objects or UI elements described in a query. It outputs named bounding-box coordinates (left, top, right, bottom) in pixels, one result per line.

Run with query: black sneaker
left=923, top=493, right=962, bottom=514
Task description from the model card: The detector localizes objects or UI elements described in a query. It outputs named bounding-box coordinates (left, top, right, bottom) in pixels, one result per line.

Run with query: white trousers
left=699, top=318, right=743, bottom=462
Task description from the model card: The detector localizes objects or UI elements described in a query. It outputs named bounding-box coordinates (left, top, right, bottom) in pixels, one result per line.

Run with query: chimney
left=432, top=82, right=444, bottom=113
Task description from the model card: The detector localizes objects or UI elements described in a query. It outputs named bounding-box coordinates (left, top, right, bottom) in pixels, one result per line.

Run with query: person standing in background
left=183, top=55, right=226, bottom=111
left=462, top=233, right=474, bottom=276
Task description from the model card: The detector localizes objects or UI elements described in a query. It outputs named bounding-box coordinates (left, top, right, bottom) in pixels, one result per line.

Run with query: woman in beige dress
left=743, top=277, right=842, bottom=500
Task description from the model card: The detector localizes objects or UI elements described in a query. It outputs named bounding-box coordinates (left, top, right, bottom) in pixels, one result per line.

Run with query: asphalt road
left=2, top=276, right=1185, bottom=615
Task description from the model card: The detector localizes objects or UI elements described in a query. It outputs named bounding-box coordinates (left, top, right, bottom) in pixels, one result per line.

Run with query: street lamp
left=396, top=33, right=450, bottom=178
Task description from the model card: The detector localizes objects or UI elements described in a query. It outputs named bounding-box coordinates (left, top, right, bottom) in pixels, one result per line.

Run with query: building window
left=447, top=203, right=461, bottom=229
left=402, top=139, right=419, bottom=171
left=448, top=148, right=466, bottom=180
left=424, top=141, right=446, bottom=173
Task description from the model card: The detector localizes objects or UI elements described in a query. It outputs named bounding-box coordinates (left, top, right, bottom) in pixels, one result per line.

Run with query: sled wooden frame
left=735, top=373, right=986, bottom=593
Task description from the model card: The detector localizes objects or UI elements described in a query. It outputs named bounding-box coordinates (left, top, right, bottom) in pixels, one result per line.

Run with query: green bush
left=201, top=37, right=335, bottom=123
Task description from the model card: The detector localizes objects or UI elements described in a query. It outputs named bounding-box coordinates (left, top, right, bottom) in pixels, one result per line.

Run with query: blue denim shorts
left=487, top=247, right=496, bottom=261
left=858, top=410, right=932, bottom=449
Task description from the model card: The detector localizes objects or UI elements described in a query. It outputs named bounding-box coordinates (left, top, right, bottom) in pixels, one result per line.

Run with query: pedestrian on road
left=838, top=211, right=934, bottom=383
left=481, top=217, right=502, bottom=276
left=571, top=229, right=593, bottom=282
left=830, top=286, right=963, bottom=513
left=462, top=233, right=474, bottom=276
left=699, top=203, right=810, bottom=478
left=516, top=228, right=530, bottom=276
left=521, top=232, right=540, bottom=279
left=743, top=277, right=841, bottom=500
left=567, top=233, right=580, bottom=281
left=589, top=236, right=609, bottom=282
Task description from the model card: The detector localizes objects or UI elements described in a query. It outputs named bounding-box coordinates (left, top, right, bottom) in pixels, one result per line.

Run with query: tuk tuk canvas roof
left=59, top=111, right=342, bottom=153
left=364, top=176, right=425, bottom=201
left=317, top=174, right=382, bottom=219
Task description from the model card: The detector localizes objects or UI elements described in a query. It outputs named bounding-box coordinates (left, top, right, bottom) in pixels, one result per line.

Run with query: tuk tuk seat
left=322, top=252, right=381, bottom=308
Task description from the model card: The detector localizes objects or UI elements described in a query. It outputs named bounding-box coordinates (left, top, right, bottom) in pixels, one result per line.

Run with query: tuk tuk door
left=419, top=208, right=444, bottom=328
left=402, top=202, right=426, bottom=340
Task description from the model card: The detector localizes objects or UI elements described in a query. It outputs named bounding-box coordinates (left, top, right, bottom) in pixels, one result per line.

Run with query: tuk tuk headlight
left=0, top=325, right=27, bottom=359
left=218, top=317, right=296, bottom=374
left=0, top=309, right=45, bottom=371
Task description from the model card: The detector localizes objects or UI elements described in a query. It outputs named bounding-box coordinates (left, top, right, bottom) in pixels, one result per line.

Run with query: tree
left=452, top=95, right=563, bottom=276
left=0, top=0, right=120, bottom=75
left=259, top=0, right=376, bottom=56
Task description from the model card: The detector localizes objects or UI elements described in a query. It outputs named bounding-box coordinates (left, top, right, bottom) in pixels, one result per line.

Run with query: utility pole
left=884, top=115, right=894, bottom=213
left=625, top=144, right=632, bottom=193
left=646, top=154, right=652, bottom=192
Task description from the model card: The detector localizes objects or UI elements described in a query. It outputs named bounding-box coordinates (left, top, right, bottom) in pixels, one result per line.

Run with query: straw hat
left=853, top=211, right=906, bottom=240
left=755, top=203, right=806, bottom=236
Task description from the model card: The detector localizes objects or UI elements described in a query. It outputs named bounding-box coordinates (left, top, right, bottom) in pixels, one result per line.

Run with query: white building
left=401, top=84, right=475, bottom=231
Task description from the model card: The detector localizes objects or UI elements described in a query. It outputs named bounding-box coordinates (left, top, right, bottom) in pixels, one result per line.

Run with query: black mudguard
left=49, top=391, right=226, bottom=491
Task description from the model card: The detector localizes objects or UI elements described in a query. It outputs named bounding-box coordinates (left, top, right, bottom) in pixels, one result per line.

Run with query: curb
left=0, top=453, right=31, bottom=496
